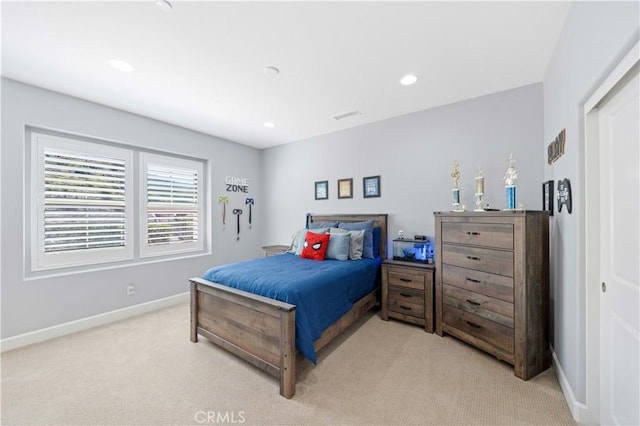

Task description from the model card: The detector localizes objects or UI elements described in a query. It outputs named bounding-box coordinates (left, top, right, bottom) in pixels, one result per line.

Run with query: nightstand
left=381, top=259, right=435, bottom=332
left=262, top=245, right=289, bottom=257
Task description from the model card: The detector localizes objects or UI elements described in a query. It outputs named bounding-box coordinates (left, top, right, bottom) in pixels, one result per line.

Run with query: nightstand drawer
left=442, top=244, right=514, bottom=277
left=442, top=264, right=514, bottom=303
left=442, top=222, right=513, bottom=250
left=443, top=305, right=514, bottom=354
left=443, top=284, right=513, bottom=328
left=388, top=269, right=425, bottom=290
left=388, top=286, right=424, bottom=319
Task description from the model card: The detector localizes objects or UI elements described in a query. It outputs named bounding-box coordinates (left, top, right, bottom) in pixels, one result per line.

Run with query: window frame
left=139, top=153, right=205, bottom=258
left=30, top=132, right=134, bottom=271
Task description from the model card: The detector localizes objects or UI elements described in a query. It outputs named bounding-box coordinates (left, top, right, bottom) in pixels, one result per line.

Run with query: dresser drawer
left=388, top=286, right=424, bottom=318
left=442, top=264, right=514, bottom=303
left=443, top=284, right=513, bottom=328
left=442, top=244, right=514, bottom=277
left=443, top=305, right=514, bottom=354
left=388, top=268, right=425, bottom=290
left=442, top=222, right=513, bottom=250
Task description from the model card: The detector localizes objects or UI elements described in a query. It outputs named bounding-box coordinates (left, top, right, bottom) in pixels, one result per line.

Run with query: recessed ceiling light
left=155, top=0, right=172, bottom=12
left=109, top=59, right=135, bottom=72
left=263, top=122, right=275, bottom=128
left=400, top=74, right=418, bottom=86
left=263, top=66, right=280, bottom=76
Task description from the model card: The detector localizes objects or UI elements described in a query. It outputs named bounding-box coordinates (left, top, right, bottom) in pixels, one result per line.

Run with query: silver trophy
left=474, top=164, right=485, bottom=211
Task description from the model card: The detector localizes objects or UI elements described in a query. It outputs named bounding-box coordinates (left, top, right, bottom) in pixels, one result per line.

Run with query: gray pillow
left=338, top=220, right=374, bottom=258
left=330, top=228, right=364, bottom=260
left=325, top=232, right=350, bottom=261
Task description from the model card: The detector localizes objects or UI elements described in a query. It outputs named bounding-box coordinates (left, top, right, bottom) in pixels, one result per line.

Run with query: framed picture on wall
left=542, top=180, right=554, bottom=215
left=363, top=175, right=381, bottom=198
left=315, top=180, right=328, bottom=200
left=337, top=178, right=353, bottom=199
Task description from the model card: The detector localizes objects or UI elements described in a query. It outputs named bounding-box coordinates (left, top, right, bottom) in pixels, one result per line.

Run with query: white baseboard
left=550, top=344, right=589, bottom=423
left=1, top=292, right=189, bottom=353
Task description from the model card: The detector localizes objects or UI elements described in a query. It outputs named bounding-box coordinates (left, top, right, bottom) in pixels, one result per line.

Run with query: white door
left=599, top=68, right=640, bottom=426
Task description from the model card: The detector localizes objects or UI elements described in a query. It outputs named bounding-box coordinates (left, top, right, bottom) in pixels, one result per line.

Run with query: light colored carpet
left=1, top=303, right=574, bottom=425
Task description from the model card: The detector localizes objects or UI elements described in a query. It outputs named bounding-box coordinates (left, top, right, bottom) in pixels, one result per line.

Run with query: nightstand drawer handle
left=399, top=278, right=413, bottom=282
left=466, top=256, right=481, bottom=261
left=400, top=306, right=412, bottom=311
left=466, top=277, right=482, bottom=284
left=466, top=321, right=482, bottom=329
left=466, top=299, right=481, bottom=306
left=399, top=293, right=413, bottom=298
left=466, top=231, right=481, bottom=235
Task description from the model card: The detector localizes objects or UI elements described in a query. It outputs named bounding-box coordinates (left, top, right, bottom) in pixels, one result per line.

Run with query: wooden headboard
left=307, top=213, right=388, bottom=259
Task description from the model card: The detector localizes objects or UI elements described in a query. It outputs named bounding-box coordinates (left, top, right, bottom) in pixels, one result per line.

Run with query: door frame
left=583, top=39, right=639, bottom=424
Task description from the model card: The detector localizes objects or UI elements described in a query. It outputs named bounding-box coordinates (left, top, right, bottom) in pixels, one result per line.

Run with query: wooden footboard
left=190, top=277, right=379, bottom=399
left=190, top=277, right=297, bottom=398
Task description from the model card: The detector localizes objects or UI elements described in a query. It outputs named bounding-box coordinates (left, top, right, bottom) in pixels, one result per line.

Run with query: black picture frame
left=542, top=180, right=554, bottom=215
left=314, top=180, right=328, bottom=200
left=363, top=175, right=381, bottom=198
left=337, top=178, right=353, bottom=199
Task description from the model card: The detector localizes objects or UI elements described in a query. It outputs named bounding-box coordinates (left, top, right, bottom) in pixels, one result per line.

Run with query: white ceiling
left=1, top=1, right=572, bottom=149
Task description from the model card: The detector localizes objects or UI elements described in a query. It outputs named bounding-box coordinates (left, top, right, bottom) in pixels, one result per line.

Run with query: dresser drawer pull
left=399, top=293, right=413, bottom=298
left=399, top=278, right=413, bottom=283
left=466, top=320, right=482, bottom=329
left=466, top=299, right=481, bottom=306
left=466, top=277, right=482, bottom=284
left=466, top=231, right=481, bottom=235
left=400, top=306, right=412, bottom=311
left=466, top=256, right=481, bottom=261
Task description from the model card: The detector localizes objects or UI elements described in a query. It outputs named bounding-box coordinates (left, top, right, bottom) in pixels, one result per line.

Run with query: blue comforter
left=202, top=253, right=381, bottom=363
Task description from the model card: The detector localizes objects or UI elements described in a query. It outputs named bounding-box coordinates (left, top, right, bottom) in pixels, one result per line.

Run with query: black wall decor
left=543, top=180, right=554, bottom=215
left=557, top=178, right=572, bottom=213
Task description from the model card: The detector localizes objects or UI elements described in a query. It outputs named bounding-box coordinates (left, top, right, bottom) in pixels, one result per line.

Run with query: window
left=31, top=132, right=134, bottom=271
left=29, top=130, right=206, bottom=273
left=140, top=153, right=204, bottom=257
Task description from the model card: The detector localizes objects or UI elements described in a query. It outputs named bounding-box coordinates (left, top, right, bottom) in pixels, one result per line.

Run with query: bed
left=189, top=213, right=388, bottom=398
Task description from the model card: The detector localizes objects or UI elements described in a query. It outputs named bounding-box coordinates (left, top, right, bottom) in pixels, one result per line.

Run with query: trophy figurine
left=451, top=160, right=463, bottom=211
left=474, top=164, right=485, bottom=211
left=504, top=153, right=519, bottom=210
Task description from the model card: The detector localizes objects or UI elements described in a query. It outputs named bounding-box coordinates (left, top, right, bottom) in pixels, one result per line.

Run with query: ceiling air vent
left=332, top=109, right=361, bottom=121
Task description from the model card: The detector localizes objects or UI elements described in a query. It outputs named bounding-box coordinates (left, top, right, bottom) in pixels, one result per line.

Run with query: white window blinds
left=43, top=150, right=127, bottom=252
left=146, top=164, right=199, bottom=246
left=31, top=132, right=134, bottom=271
left=30, top=131, right=205, bottom=272
left=140, top=153, right=204, bottom=257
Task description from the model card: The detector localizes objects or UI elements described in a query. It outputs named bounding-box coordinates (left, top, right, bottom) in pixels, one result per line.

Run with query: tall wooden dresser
left=434, top=211, right=550, bottom=380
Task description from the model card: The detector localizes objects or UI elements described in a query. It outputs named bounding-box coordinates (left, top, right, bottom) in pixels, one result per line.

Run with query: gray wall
left=543, top=0, right=639, bottom=409
left=262, top=83, right=544, bottom=250
left=1, top=79, right=263, bottom=338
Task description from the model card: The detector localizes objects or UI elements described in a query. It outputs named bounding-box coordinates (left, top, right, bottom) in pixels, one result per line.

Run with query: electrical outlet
left=127, top=284, right=135, bottom=295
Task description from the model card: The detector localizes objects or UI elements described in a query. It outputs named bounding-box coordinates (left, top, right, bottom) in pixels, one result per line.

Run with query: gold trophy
left=451, top=160, right=464, bottom=211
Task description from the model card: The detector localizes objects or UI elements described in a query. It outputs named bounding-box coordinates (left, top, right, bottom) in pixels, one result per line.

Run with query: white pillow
left=287, top=229, right=303, bottom=254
